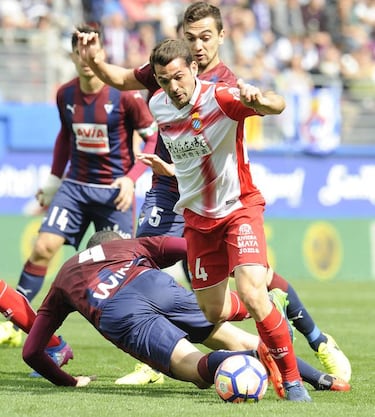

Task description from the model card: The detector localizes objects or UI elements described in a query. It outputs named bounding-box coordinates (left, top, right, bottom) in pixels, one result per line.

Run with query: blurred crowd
left=0, top=0, right=374, bottom=148
left=92, top=0, right=375, bottom=92
left=0, top=0, right=374, bottom=90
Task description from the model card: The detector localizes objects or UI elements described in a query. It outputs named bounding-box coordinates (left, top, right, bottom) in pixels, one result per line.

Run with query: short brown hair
left=150, top=39, right=193, bottom=73
left=183, top=2, right=223, bottom=33
left=86, top=230, right=122, bottom=248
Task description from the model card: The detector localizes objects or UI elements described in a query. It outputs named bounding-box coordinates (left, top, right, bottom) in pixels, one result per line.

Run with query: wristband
left=37, top=174, right=62, bottom=207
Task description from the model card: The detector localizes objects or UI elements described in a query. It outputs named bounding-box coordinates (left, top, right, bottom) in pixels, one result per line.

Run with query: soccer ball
left=214, top=354, right=268, bottom=403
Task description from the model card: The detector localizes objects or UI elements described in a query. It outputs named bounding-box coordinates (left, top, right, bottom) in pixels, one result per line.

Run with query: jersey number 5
left=148, top=206, right=164, bottom=227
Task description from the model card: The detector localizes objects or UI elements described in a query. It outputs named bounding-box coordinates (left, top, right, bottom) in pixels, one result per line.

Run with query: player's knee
left=31, top=235, right=62, bottom=262
left=201, top=305, right=228, bottom=324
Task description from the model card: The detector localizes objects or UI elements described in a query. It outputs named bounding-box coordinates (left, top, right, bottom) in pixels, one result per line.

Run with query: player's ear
left=218, top=29, right=225, bottom=46
left=153, top=73, right=162, bottom=88
left=191, top=61, right=198, bottom=77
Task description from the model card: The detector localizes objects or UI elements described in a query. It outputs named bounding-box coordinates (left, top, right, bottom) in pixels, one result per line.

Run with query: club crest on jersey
left=239, top=223, right=253, bottom=235
left=191, top=112, right=203, bottom=131
left=104, top=103, right=114, bottom=114
left=237, top=223, right=259, bottom=254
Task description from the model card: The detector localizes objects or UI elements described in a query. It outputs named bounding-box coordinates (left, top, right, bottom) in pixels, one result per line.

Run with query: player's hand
left=75, top=31, right=104, bottom=65
left=36, top=174, right=62, bottom=207
left=237, top=79, right=285, bottom=115
left=75, top=375, right=97, bottom=387
left=237, top=79, right=265, bottom=108
left=111, top=176, right=135, bottom=212
left=137, top=153, right=175, bottom=177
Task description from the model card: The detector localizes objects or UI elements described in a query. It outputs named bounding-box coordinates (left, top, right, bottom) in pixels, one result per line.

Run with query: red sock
left=227, top=291, right=251, bottom=321
left=256, top=305, right=300, bottom=382
left=267, top=271, right=288, bottom=291
left=23, top=260, right=48, bottom=277
left=0, top=280, right=60, bottom=347
left=197, top=354, right=212, bottom=384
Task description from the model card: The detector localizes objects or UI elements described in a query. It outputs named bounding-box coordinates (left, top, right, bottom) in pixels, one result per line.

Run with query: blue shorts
left=40, top=181, right=134, bottom=249
left=98, top=269, right=215, bottom=376
left=136, top=188, right=184, bottom=237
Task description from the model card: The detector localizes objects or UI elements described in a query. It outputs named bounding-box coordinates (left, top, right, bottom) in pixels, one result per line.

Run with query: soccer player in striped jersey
left=20, top=231, right=349, bottom=394
left=0, top=24, right=158, bottom=349
left=147, top=38, right=313, bottom=402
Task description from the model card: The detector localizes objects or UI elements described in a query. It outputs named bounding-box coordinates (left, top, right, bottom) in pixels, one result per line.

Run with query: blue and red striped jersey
left=51, top=78, right=157, bottom=185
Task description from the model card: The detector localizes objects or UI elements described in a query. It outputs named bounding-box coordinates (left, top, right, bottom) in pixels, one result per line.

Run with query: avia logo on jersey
left=163, top=133, right=211, bottom=160
left=191, top=112, right=203, bottom=131
left=73, top=123, right=110, bottom=154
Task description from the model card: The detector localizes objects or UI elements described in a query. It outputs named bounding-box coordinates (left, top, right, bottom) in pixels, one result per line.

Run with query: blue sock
left=297, top=357, right=324, bottom=390
left=286, top=284, right=327, bottom=351
left=17, top=272, right=44, bottom=302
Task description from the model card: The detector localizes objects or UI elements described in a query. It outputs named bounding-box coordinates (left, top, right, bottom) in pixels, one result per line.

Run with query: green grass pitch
left=1, top=280, right=374, bottom=417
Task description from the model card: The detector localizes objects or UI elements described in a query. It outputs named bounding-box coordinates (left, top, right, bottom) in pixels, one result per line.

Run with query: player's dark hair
left=86, top=230, right=123, bottom=248
left=183, top=2, right=223, bottom=33
left=150, top=39, right=193, bottom=73
left=71, top=24, right=103, bottom=49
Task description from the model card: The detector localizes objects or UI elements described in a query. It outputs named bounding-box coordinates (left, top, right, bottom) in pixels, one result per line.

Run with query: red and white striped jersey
left=149, top=79, right=265, bottom=218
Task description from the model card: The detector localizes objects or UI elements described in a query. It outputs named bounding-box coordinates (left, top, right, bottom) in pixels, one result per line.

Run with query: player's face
left=183, top=16, right=224, bottom=74
left=71, top=47, right=96, bottom=78
left=154, top=58, right=198, bottom=109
